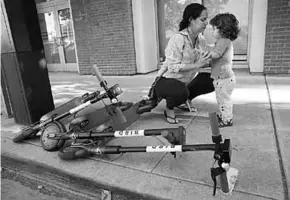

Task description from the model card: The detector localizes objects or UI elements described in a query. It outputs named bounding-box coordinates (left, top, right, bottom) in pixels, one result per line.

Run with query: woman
left=154, top=3, right=214, bottom=124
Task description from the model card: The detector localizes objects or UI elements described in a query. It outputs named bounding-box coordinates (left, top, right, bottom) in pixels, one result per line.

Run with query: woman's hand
left=195, top=51, right=211, bottom=68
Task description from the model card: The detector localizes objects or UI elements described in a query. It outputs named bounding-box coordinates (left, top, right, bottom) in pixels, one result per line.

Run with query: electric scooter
left=12, top=90, right=102, bottom=143
left=51, top=113, right=234, bottom=196
left=39, top=64, right=161, bottom=151
left=12, top=65, right=131, bottom=151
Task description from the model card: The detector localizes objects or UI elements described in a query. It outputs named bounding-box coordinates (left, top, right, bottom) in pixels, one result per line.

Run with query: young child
left=208, top=13, right=240, bottom=127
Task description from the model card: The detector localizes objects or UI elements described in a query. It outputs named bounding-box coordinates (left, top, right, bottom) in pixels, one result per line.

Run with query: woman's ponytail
left=179, top=19, right=189, bottom=31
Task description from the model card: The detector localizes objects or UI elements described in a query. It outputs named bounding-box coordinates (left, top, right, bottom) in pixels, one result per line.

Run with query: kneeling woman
left=154, top=3, right=214, bottom=124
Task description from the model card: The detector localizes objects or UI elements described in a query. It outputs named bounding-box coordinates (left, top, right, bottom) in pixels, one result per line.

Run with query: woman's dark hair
left=179, top=3, right=207, bottom=31
left=209, top=13, right=240, bottom=41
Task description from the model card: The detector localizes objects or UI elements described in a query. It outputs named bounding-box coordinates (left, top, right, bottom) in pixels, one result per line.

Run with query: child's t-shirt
left=211, top=38, right=235, bottom=79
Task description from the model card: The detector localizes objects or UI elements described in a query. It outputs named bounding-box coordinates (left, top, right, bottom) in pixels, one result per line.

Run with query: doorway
left=36, top=0, right=78, bottom=71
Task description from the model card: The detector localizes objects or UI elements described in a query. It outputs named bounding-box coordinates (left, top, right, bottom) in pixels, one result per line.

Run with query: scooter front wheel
left=40, top=121, right=66, bottom=151
left=12, top=128, right=40, bottom=143
left=58, top=146, right=91, bottom=160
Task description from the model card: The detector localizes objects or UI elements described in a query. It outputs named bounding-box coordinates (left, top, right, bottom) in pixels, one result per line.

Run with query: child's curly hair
left=210, top=13, right=240, bottom=41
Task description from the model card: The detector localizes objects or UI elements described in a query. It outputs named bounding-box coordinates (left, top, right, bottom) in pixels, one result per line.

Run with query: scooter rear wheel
left=12, top=128, right=40, bottom=143
left=40, top=121, right=66, bottom=151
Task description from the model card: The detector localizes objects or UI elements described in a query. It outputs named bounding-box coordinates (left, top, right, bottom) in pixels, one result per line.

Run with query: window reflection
left=38, top=12, right=60, bottom=63
left=58, top=8, right=76, bottom=63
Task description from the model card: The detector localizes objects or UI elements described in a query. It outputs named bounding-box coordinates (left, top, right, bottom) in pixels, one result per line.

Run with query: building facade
left=2, top=0, right=290, bottom=76
left=1, top=0, right=289, bottom=120
left=31, top=0, right=290, bottom=75
left=264, top=0, right=290, bottom=73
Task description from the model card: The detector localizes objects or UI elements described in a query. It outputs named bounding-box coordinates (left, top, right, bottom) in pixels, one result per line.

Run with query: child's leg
left=214, top=77, right=236, bottom=123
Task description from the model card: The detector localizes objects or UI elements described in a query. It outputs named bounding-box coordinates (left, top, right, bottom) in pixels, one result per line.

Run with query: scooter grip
left=58, top=147, right=91, bottom=160
left=92, top=64, right=105, bottom=83
left=209, top=112, right=220, bottom=136
left=219, top=171, right=230, bottom=193
left=115, top=106, right=127, bottom=123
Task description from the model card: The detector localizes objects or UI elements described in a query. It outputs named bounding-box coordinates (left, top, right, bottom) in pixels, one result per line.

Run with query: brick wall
left=264, top=0, right=290, bottom=73
left=70, top=0, right=136, bottom=75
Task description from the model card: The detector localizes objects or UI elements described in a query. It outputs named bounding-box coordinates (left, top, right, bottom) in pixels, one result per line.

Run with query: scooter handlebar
left=92, top=64, right=105, bottom=83
left=91, top=64, right=127, bottom=123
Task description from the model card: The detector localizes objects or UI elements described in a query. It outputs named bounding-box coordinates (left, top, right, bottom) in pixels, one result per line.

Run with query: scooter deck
left=74, top=102, right=140, bottom=131
left=40, top=97, right=83, bottom=124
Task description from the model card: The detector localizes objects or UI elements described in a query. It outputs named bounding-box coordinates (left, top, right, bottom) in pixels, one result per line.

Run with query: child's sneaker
left=217, top=115, right=233, bottom=127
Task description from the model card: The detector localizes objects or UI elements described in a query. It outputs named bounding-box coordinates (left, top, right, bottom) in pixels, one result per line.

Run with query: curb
left=1, top=151, right=157, bottom=200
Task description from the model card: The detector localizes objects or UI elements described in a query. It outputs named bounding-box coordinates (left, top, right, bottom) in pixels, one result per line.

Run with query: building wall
left=264, top=0, right=290, bottom=73
left=70, top=0, right=136, bottom=75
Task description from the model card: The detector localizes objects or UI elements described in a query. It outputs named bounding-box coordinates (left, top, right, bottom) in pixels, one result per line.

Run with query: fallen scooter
left=12, top=65, right=131, bottom=151
left=40, top=64, right=163, bottom=151
left=48, top=112, right=234, bottom=195
left=12, top=90, right=102, bottom=143
left=39, top=69, right=137, bottom=151
left=48, top=125, right=186, bottom=159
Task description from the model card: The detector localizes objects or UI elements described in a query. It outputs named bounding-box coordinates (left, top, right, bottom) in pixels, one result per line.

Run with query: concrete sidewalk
left=1, top=69, right=289, bottom=200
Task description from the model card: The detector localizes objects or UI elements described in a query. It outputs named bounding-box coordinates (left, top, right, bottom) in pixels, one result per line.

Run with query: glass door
left=37, top=2, right=77, bottom=71
left=57, top=7, right=77, bottom=64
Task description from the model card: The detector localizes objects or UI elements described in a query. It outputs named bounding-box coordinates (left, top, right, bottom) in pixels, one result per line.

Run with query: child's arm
left=210, top=51, right=221, bottom=59
left=209, top=38, right=231, bottom=60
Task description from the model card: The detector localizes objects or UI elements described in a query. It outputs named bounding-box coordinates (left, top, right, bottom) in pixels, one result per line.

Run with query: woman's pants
left=154, top=72, right=214, bottom=109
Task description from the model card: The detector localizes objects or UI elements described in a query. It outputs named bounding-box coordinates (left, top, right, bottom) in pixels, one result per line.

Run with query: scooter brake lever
left=210, top=167, right=225, bottom=196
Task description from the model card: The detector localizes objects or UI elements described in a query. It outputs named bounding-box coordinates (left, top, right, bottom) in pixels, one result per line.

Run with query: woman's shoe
left=176, top=103, right=198, bottom=112
left=164, top=111, right=178, bottom=124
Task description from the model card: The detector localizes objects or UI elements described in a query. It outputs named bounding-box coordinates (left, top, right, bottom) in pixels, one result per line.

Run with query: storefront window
left=38, top=12, right=61, bottom=64
left=163, top=0, right=249, bottom=56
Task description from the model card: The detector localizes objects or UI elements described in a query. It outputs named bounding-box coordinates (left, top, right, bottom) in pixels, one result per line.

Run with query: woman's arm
left=165, top=34, right=210, bottom=73
left=179, top=53, right=211, bottom=72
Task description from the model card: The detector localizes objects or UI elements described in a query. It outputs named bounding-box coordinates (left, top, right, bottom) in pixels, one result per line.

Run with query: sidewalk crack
left=150, top=153, right=167, bottom=173
left=265, top=75, right=289, bottom=200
